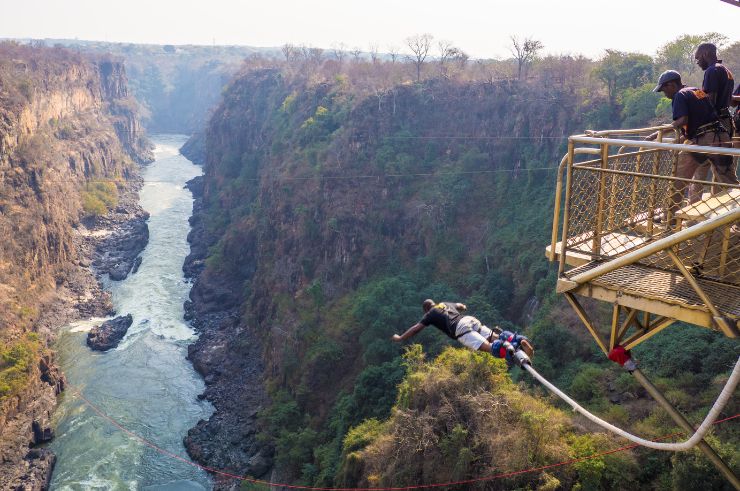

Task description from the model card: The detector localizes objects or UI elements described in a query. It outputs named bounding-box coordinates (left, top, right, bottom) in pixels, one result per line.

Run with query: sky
left=2, top=0, right=739, bottom=59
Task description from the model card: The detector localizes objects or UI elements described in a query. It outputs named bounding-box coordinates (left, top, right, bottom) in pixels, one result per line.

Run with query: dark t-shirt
left=420, top=302, right=463, bottom=339
left=672, top=87, right=719, bottom=139
left=703, top=61, right=734, bottom=113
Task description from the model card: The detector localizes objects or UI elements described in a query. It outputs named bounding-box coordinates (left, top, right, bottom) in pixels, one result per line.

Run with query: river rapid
left=50, top=135, right=214, bottom=490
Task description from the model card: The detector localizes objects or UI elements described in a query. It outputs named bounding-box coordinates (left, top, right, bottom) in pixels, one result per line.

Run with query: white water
left=50, top=135, right=214, bottom=490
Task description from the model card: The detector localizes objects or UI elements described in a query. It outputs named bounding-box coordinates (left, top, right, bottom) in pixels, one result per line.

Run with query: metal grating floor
left=565, top=262, right=740, bottom=318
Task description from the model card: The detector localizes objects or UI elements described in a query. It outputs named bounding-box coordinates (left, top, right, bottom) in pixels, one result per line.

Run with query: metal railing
left=550, top=125, right=740, bottom=288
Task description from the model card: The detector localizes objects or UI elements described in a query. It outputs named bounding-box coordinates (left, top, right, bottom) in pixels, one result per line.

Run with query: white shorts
left=454, top=316, right=493, bottom=351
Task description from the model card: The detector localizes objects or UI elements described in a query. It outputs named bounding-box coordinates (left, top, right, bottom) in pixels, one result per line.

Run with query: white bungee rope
left=522, top=357, right=740, bottom=451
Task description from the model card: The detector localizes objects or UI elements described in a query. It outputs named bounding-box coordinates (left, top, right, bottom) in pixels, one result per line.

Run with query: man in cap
left=391, top=299, right=534, bottom=368
left=647, top=70, right=737, bottom=212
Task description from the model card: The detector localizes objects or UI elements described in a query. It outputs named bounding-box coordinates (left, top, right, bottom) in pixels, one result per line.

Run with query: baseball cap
left=653, top=70, right=681, bottom=92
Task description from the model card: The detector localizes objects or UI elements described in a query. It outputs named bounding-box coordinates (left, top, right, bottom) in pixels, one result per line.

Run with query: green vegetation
left=195, top=32, right=740, bottom=488
left=0, top=333, right=41, bottom=401
left=81, top=181, right=119, bottom=216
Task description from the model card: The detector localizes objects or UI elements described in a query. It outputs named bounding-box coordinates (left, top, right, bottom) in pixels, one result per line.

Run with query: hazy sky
left=2, top=0, right=739, bottom=59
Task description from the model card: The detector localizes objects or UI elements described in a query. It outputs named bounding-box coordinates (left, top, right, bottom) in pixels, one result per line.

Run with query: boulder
left=87, top=314, right=133, bottom=351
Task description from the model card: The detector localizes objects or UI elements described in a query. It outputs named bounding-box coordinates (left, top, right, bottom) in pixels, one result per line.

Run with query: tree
left=593, top=50, right=654, bottom=106
left=656, top=32, right=728, bottom=77
left=405, top=34, right=433, bottom=82
left=331, top=42, right=347, bottom=64
left=282, top=43, right=298, bottom=63
left=387, top=45, right=400, bottom=64
left=350, top=47, right=362, bottom=62
left=369, top=43, right=380, bottom=64
left=438, top=40, right=468, bottom=78
left=509, top=36, right=544, bottom=80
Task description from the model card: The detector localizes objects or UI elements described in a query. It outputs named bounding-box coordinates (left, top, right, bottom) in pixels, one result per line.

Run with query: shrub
left=0, top=334, right=41, bottom=401
left=81, top=181, right=118, bottom=216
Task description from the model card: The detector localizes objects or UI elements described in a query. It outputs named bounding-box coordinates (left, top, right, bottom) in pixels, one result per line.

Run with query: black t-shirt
left=420, top=302, right=463, bottom=339
left=703, top=61, right=734, bottom=112
left=672, top=87, right=719, bottom=139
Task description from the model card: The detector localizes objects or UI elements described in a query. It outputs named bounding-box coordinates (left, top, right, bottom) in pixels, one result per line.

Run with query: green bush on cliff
left=81, top=181, right=118, bottom=216
left=0, top=333, right=41, bottom=401
left=336, top=346, right=594, bottom=489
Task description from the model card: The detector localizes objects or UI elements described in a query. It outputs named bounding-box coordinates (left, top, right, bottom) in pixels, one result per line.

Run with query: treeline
left=231, top=31, right=738, bottom=131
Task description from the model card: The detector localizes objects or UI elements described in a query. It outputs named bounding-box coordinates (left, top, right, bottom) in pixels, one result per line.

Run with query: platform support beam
left=631, top=369, right=740, bottom=490
left=564, top=293, right=608, bottom=354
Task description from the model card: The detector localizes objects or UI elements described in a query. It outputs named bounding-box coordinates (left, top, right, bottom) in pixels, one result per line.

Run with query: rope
left=16, top=164, right=561, bottom=184
left=67, top=384, right=739, bottom=490
left=523, top=357, right=740, bottom=451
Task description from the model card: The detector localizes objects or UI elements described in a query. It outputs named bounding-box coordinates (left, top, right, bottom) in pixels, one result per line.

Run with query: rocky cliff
left=183, top=67, right=598, bottom=488
left=0, top=42, right=151, bottom=489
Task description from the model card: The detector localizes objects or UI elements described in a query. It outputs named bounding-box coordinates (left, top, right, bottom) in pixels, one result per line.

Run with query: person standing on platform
left=647, top=70, right=737, bottom=215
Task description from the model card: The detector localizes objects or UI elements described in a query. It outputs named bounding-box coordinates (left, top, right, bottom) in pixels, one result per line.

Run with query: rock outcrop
left=87, top=314, right=133, bottom=351
left=91, top=191, right=149, bottom=281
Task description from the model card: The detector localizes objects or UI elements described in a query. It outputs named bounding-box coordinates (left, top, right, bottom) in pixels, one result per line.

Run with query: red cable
left=67, top=385, right=739, bottom=490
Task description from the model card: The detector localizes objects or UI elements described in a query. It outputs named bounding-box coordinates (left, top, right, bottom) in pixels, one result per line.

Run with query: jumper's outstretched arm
left=392, top=322, right=426, bottom=342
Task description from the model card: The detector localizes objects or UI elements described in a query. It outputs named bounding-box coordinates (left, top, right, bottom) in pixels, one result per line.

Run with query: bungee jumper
left=391, top=299, right=533, bottom=368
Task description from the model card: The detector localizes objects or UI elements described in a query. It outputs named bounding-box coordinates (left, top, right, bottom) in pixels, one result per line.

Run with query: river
left=50, top=135, right=214, bottom=490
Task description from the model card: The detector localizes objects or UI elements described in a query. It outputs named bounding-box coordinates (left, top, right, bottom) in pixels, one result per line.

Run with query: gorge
left=1, top=35, right=739, bottom=491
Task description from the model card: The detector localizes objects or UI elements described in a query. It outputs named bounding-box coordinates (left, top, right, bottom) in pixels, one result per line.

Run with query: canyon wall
left=0, top=42, right=151, bottom=489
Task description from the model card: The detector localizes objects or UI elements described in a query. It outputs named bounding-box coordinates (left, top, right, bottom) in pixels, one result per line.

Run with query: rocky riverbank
left=0, top=182, right=148, bottom=490
left=182, top=176, right=272, bottom=489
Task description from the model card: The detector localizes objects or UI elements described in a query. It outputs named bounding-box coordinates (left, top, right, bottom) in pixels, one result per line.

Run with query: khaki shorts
left=455, top=316, right=493, bottom=351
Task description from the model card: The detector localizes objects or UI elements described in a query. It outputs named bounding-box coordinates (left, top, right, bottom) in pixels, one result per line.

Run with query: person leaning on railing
left=646, top=70, right=738, bottom=216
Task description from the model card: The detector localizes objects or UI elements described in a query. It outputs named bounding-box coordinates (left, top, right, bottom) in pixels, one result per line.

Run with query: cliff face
left=184, top=68, right=593, bottom=486
left=49, top=40, right=264, bottom=134
left=0, top=43, right=151, bottom=489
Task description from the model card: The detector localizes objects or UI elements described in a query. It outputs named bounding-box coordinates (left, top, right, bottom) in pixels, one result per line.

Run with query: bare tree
left=350, top=47, right=363, bottom=62
left=437, top=40, right=468, bottom=78
left=369, top=43, right=380, bottom=64
left=307, top=46, right=324, bottom=64
left=406, top=33, right=433, bottom=82
left=331, top=42, right=347, bottom=64
left=281, top=43, right=297, bottom=63
left=387, top=45, right=400, bottom=64
left=509, top=36, right=544, bottom=80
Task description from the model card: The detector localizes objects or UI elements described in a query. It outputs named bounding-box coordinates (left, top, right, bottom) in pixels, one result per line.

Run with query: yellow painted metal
left=550, top=129, right=740, bottom=489
left=623, top=317, right=675, bottom=350
left=549, top=155, right=567, bottom=262
left=563, top=208, right=740, bottom=290
left=610, top=304, right=620, bottom=350
left=564, top=292, right=608, bottom=354
left=721, top=226, right=731, bottom=275
left=558, top=141, right=575, bottom=277
left=570, top=283, right=715, bottom=329
left=616, top=308, right=638, bottom=343
left=570, top=136, right=740, bottom=157
left=666, top=249, right=724, bottom=319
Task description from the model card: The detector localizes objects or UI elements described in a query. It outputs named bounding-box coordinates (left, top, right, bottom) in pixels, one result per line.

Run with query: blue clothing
left=703, top=61, right=734, bottom=113
left=491, top=330, right=529, bottom=364
left=672, top=87, right=719, bottom=139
